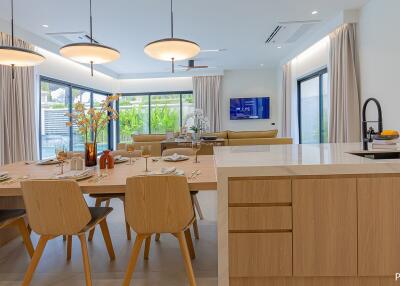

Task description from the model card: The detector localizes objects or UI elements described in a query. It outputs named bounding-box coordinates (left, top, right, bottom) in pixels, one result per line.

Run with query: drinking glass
left=192, top=140, right=201, bottom=163
left=141, top=145, right=152, bottom=172
left=55, top=146, right=67, bottom=175
left=127, top=145, right=135, bottom=165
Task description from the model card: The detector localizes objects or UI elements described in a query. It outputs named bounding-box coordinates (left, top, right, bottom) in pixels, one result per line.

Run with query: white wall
left=358, top=0, right=400, bottom=130
left=221, top=69, right=278, bottom=132
left=37, top=48, right=115, bottom=93
left=116, top=77, right=193, bottom=93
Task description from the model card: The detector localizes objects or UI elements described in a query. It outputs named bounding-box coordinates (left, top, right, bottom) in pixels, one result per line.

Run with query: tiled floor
left=0, top=193, right=218, bottom=285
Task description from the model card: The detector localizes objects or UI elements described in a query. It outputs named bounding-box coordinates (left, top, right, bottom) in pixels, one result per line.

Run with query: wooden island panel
left=292, top=178, right=358, bottom=276
left=358, top=177, right=400, bottom=276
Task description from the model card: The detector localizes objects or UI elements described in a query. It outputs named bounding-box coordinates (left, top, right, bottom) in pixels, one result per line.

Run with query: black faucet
left=362, top=98, right=383, bottom=151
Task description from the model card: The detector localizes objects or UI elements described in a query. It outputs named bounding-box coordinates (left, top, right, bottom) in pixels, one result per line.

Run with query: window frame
left=297, top=67, right=328, bottom=144
left=116, top=91, right=193, bottom=144
left=39, top=76, right=112, bottom=159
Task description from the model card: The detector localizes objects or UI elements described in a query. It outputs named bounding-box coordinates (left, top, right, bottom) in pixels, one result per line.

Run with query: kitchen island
left=215, top=143, right=400, bottom=286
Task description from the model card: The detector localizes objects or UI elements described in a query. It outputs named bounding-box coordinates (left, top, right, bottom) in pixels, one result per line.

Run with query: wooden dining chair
left=87, top=149, right=142, bottom=242
left=161, top=147, right=202, bottom=240
left=0, top=209, right=34, bottom=257
left=123, top=175, right=197, bottom=286
left=21, top=180, right=115, bottom=286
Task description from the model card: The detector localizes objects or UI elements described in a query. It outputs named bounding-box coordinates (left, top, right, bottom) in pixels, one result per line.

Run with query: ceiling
left=0, top=0, right=368, bottom=77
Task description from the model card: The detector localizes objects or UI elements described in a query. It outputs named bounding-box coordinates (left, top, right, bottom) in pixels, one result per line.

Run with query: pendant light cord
left=11, top=0, right=14, bottom=47
left=89, top=0, right=93, bottom=43
left=170, top=0, right=174, bottom=38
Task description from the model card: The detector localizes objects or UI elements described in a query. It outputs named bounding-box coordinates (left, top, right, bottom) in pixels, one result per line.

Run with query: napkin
left=37, top=158, right=57, bottom=165
left=163, top=153, right=189, bottom=161
left=0, top=172, right=8, bottom=178
left=150, top=167, right=184, bottom=176
left=55, top=170, right=92, bottom=180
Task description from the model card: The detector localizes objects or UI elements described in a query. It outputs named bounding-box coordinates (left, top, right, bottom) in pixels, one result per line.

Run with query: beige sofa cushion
left=228, top=138, right=293, bottom=146
left=133, top=134, right=166, bottom=143
left=227, top=129, right=278, bottom=139
left=202, top=131, right=228, bottom=139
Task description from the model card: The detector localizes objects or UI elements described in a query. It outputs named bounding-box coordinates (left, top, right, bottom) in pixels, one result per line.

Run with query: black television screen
left=230, top=97, right=270, bottom=120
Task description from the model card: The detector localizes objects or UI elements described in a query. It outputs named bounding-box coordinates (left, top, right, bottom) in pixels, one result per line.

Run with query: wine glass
left=127, top=145, right=135, bottom=165
left=192, top=140, right=201, bottom=163
left=55, top=146, right=67, bottom=175
left=141, top=145, right=152, bottom=172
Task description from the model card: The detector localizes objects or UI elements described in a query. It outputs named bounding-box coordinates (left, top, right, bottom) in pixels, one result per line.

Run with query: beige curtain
left=193, top=76, right=223, bottom=132
left=0, top=32, right=37, bottom=165
left=281, top=63, right=292, bottom=137
left=329, top=24, right=361, bottom=143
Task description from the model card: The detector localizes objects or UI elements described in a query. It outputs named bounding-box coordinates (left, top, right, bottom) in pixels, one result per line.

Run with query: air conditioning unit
left=45, top=31, right=96, bottom=45
left=265, top=20, right=321, bottom=45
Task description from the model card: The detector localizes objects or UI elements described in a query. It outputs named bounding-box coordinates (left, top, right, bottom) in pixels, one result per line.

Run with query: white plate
left=37, top=159, right=59, bottom=165
left=75, top=173, right=95, bottom=181
left=0, top=175, right=11, bottom=182
left=163, top=156, right=189, bottom=162
left=114, top=157, right=129, bottom=164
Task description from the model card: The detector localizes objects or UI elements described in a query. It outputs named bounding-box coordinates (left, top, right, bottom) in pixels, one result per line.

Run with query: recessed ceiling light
left=260, top=64, right=264, bottom=67
left=277, top=46, right=282, bottom=49
left=312, top=10, right=319, bottom=15
left=42, top=24, right=49, bottom=28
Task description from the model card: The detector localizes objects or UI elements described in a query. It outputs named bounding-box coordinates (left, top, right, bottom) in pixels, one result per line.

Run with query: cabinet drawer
left=229, top=179, right=291, bottom=204
left=229, top=206, right=292, bottom=231
left=229, top=233, right=292, bottom=277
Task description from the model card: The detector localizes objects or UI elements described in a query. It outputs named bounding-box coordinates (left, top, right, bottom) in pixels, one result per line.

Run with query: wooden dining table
left=0, top=155, right=217, bottom=197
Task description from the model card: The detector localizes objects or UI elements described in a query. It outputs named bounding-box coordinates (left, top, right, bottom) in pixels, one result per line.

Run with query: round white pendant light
left=144, top=0, right=200, bottom=73
left=59, top=0, right=120, bottom=76
left=0, top=0, right=45, bottom=78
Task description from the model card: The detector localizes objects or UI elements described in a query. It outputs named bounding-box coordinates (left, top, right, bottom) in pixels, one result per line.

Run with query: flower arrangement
left=65, top=94, right=120, bottom=146
left=186, top=108, right=209, bottom=134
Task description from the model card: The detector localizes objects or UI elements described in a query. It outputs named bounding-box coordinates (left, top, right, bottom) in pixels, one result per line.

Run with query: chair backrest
left=125, top=176, right=194, bottom=234
left=111, top=149, right=142, bottom=157
left=197, top=143, right=214, bottom=155
left=162, top=148, right=195, bottom=157
left=21, top=180, right=91, bottom=236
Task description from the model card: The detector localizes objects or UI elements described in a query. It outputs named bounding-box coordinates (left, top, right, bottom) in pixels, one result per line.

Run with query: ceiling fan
left=178, top=59, right=208, bottom=71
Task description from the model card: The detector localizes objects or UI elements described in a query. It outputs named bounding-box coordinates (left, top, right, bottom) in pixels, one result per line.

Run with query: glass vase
left=85, top=142, right=97, bottom=167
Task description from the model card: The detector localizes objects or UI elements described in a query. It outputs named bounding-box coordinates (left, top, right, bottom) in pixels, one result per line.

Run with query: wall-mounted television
left=230, top=97, right=270, bottom=120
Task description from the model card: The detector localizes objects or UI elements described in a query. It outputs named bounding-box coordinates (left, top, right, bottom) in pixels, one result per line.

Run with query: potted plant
left=186, top=109, right=209, bottom=140
left=65, top=94, right=120, bottom=167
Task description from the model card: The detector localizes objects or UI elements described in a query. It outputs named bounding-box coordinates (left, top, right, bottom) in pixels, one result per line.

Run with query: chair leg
left=99, top=219, right=116, bottom=260
left=105, top=199, right=111, bottom=207
left=125, top=221, right=131, bottom=241
left=176, top=231, right=197, bottom=286
left=184, top=229, right=196, bottom=259
left=27, top=224, right=32, bottom=235
left=15, top=218, right=34, bottom=258
left=22, top=235, right=49, bottom=286
left=192, top=219, right=200, bottom=240
left=144, top=236, right=151, bottom=260
left=88, top=198, right=102, bottom=241
left=155, top=233, right=161, bottom=242
left=192, top=194, right=204, bottom=220
left=67, top=235, right=72, bottom=261
left=78, top=234, right=92, bottom=286
left=123, top=234, right=146, bottom=286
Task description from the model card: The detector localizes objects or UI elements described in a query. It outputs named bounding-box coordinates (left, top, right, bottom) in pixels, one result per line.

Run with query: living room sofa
left=117, top=129, right=293, bottom=156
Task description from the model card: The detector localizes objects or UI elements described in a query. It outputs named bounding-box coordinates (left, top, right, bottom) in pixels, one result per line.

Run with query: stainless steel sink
left=349, top=151, right=400, bottom=160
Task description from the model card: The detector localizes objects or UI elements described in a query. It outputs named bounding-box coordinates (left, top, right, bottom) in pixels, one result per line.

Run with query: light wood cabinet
left=229, top=233, right=292, bottom=277
left=292, top=178, right=357, bottom=277
left=229, top=206, right=292, bottom=231
left=229, top=179, right=291, bottom=205
left=358, top=177, right=400, bottom=276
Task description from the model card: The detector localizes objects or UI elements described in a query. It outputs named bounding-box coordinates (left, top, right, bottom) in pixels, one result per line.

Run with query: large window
left=39, top=77, right=111, bottom=159
left=297, top=68, right=329, bottom=144
left=117, top=92, right=193, bottom=143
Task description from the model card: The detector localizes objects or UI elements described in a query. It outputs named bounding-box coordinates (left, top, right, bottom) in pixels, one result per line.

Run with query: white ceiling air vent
left=45, top=31, right=97, bottom=45
left=265, top=20, right=321, bottom=45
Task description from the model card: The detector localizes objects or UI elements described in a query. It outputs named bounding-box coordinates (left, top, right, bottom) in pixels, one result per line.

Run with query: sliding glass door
left=298, top=68, right=329, bottom=144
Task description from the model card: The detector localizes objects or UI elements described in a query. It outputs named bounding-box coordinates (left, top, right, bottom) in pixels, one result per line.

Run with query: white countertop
left=214, top=143, right=400, bottom=176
